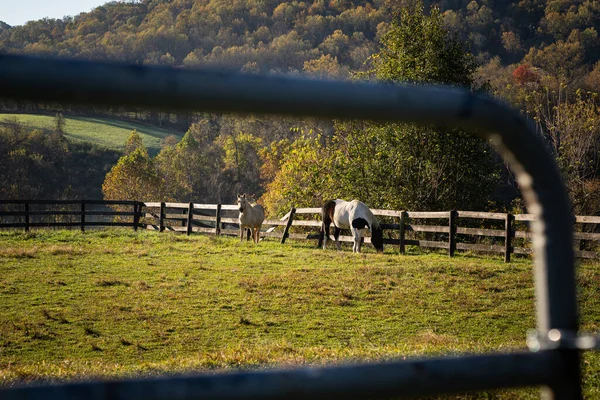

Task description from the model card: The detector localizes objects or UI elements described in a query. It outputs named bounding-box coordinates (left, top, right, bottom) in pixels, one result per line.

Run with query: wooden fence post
left=133, top=202, right=140, bottom=232
left=24, top=201, right=30, bottom=232
left=186, top=202, right=194, bottom=236
left=80, top=200, right=86, bottom=232
left=281, top=207, right=296, bottom=244
left=159, top=202, right=165, bottom=232
left=449, top=210, right=457, bottom=257
left=504, top=213, right=513, bottom=263
left=399, top=211, right=407, bottom=254
left=215, top=203, right=222, bottom=236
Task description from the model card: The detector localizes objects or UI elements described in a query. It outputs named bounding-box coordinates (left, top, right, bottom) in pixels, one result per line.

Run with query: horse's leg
left=320, top=202, right=333, bottom=249
left=317, top=227, right=324, bottom=249
left=334, top=227, right=341, bottom=251
left=255, top=226, right=261, bottom=243
left=351, top=228, right=359, bottom=253
left=239, top=225, right=244, bottom=242
left=357, top=230, right=363, bottom=253
left=246, top=227, right=251, bottom=241
left=359, top=235, right=363, bottom=253
left=320, top=220, right=330, bottom=250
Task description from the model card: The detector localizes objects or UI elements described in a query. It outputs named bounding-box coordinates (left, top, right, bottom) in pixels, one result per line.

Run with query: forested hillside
left=2, top=0, right=600, bottom=81
left=1, top=0, right=600, bottom=215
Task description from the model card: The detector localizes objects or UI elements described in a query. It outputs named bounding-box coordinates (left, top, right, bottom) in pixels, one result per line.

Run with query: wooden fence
left=0, top=200, right=140, bottom=231
left=2, top=199, right=600, bottom=262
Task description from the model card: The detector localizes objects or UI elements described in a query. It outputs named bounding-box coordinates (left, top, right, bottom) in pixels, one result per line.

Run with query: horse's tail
left=318, top=200, right=336, bottom=248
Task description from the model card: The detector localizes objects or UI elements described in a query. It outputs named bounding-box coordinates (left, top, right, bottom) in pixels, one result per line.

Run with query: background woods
left=2, top=0, right=600, bottom=216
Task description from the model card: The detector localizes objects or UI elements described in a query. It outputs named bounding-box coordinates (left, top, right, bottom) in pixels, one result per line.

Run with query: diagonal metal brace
left=527, top=329, right=600, bottom=351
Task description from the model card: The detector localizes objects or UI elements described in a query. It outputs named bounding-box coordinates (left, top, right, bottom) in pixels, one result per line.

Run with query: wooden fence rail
left=1, top=199, right=599, bottom=262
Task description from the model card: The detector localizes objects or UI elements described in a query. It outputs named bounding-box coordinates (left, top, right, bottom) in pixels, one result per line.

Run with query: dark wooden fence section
left=0, top=200, right=140, bottom=231
left=3, top=200, right=600, bottom=262
left=269, top=208, right=600, bottom=261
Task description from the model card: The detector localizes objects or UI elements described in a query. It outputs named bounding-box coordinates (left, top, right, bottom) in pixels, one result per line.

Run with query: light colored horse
left=237, top=194, right=265, bottom=244
left=318, top=199, right=383, bottom=253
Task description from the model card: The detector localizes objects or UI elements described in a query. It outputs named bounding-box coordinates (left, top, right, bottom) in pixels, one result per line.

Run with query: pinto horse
left=318, top=199, right=384, bottom=253
left=237, top=194, right=265, bottom=244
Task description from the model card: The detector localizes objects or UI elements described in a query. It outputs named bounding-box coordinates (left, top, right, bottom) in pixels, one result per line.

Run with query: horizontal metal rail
left=2, top=352, right=560, bottom=400
left=0, top=54, right=580, bottom=398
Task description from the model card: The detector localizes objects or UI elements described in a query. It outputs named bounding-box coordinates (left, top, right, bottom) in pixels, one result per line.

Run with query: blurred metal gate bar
left=0, top=54, right=581, bottom=399
left=1, top=352, right=563, bottom=400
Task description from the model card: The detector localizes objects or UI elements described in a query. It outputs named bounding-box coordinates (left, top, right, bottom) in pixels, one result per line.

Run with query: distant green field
left=0, top=113, right=184, bottom=155
left=1, top=230, right=599, bottom=398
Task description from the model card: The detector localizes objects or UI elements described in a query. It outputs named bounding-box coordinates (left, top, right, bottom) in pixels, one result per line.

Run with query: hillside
left=1, top=1, right=599, bottom=82
left=0, top=113, right=183, bottom=155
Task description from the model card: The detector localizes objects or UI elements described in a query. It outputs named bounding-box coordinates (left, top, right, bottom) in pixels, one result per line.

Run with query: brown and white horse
left=237, top=194, right=265, bottom=244
left=318, top=199, right=383, bottom=253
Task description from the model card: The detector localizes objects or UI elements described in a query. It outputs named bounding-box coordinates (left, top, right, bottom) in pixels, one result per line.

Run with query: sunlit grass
left=0, top=113, right=183, bottom=155
left=0, top=229, right=599, bottom=399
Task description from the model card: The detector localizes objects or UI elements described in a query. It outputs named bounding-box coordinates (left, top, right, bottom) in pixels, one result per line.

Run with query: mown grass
left=1, top=229, right=599, bottom=399
left=0, top=113, right=183, bottom=155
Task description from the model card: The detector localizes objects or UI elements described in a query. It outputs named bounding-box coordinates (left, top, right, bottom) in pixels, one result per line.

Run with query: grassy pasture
left=0, top=113, right=184, bottom=155
left=1, top=230, right=599, bottom=399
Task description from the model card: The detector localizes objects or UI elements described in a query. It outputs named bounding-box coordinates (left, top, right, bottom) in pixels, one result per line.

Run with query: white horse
left=237, top=194, right=265, bottom=244
left=318, top=199, right=383, bottom=253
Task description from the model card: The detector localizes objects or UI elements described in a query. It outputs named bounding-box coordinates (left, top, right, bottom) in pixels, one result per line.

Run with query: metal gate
left=0, top=53, right=588, bottom=399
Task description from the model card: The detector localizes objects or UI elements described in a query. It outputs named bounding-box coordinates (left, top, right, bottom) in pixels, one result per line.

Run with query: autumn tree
left=102, top=146, right=164, bottom=202
left=261, top=136, right=337, bottom=216
left=512, top=63, right=539, bottom=85
left=124, top=129, right=144, bottom=155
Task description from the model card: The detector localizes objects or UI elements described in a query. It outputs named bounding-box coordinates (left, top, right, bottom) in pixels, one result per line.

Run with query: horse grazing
left=318, top=199, right=383, bottom=253
left=237, top=194, right=265, bottom=244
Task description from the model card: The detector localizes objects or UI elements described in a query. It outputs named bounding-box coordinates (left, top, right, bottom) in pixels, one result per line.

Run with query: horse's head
left=237, top=194, right=247, bottom=212
left=371, top=224, right=384, bottom=254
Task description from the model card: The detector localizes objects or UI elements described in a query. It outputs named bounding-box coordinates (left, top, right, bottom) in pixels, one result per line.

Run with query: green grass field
left=0, top=113, right=184, bottom=155
left=1, top=230, right=599, bottom=398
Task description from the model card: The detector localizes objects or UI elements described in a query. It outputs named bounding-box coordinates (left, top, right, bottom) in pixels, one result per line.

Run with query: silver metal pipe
left=0, top=54, right=581, bottom=398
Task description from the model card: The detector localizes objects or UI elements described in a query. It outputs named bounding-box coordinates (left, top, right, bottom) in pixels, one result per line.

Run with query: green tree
left=262, top=1, right=499, bottom=212
left=155, top=130, right=205, bottom=202
left=351, top=1, right=498, bottom=210
left=220, top=131, right=263, bottom=196
left=370, top=2, right=478, bottom=87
